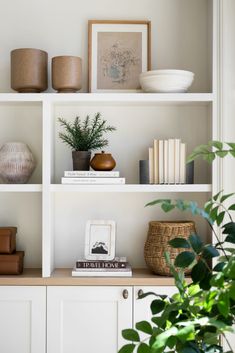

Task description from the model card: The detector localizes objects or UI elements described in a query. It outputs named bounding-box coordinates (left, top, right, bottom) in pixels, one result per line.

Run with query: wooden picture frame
left=88, top=20, right=151, bottom=92
left=84, top=220, right=116, bottom=260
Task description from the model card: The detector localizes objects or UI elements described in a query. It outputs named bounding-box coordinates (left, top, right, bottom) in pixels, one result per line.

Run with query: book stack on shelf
left=148, top=138, right=186, bottom=184
left=62, top=170, right=125, bottom=184
left=72, top=257, right=132, bottom=277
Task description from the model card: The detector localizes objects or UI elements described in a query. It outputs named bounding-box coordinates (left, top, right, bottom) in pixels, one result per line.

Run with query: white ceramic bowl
left=139, top=70, right=194, bottom=93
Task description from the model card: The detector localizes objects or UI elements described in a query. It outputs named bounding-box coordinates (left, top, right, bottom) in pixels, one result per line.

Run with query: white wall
left=0, top=0, right=211, bottom=93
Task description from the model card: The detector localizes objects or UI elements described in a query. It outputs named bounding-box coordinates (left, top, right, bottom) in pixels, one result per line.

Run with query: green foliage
left=58, top=112, right=116, bottom=151
left=119, top=141, right=235, bottom=353
left=187, top=141, right=235, bottom=164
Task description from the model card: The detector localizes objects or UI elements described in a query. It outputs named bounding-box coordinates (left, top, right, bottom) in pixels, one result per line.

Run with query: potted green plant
left=119, top=141, right=235, bottom=353
left=58, top=112, right=116, bottom=170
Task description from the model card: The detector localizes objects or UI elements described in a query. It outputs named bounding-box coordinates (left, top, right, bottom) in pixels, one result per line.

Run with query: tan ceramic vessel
left=52, top=56, right=82, bottom=93
left=11, top=48, right=48, bottom=93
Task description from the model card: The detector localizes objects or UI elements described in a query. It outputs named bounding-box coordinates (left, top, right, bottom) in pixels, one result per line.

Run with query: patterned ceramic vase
left=0, top=142, right=36, bottom=183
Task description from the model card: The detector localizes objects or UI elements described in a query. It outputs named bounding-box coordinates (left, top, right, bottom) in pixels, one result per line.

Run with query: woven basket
left=144, top=221, right=196, bottom=276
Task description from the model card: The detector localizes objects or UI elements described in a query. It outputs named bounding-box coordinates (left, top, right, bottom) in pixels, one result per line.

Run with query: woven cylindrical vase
left=144, top=221, right=196, bottom=276
left=0, top=142, right=36, bottom=184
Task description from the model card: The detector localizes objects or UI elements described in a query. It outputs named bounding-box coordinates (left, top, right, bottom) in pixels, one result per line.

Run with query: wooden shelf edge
left=0, top=268, right=186, bottom=286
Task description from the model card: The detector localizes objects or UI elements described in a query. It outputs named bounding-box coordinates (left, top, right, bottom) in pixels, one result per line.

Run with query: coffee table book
left=72, top=263, right=132, bottom=277
left=64, top=171, right=120, bottom=177
left=76, top=257, right=127, bottom=269
left=61, top=177, right=125, bottom=184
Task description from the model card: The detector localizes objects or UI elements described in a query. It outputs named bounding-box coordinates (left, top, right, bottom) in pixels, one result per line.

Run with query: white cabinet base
left=47, top=286, right=132, bottom=353
left=0, top=286, right=46, bottom=353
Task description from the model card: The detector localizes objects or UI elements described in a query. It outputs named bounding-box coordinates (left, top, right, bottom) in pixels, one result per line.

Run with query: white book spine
left=174, top=139, right=181, bottom=184
left=72, top=269, right=132, bottom=277
left=159, top=140, right=164, bottom=184
left=148, top=147, right=154, bottom=184
left=180, top=143, right=186, bottom=183
left=164, top=140, right=168, bottom=184
left=168, top=139, right=175, bottom=184
left=153, top=139, right=159, bottom=184
left=61, top=177, right=125, bottom=184
left=64, top=171, right=120, bottom=177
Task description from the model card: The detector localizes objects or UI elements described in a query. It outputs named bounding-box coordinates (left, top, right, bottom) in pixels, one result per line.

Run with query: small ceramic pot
left=90, top=151, right=116, bottom=171
left=11, top=48, right=48, bottom=92
left=0, top=142, right=36, bottom=183
left=52, top=56, right=82, bottom=93
left=72, top=151, right=91, bottom=170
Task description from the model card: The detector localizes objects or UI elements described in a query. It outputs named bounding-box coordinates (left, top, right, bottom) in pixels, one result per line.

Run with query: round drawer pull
left=138, top=289, right=144, bottom=298
left=122, top=289, right=129, bottom=299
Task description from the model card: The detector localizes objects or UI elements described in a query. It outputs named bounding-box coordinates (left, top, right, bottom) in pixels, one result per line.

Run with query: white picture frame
left=88, top=20, right=151, bottom=93
left=85, top=220, right=116, bottom=260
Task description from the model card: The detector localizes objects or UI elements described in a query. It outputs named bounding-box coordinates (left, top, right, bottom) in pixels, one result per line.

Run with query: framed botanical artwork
left=84, top=220, right=116, bottom=260
left=88, top=20, right=151, bottom=92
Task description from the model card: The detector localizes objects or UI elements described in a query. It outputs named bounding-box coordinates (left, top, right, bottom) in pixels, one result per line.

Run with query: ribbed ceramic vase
left=0, top=143, right=36, bottom=184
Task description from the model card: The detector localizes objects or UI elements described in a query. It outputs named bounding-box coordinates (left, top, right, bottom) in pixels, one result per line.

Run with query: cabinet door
left=134, top=286, right=177, bottom=341
left=47, top=286, right=132, bottom=353
left=0, top=286, right=46, bottom=353
left=134, top=286, right=177, bottom=322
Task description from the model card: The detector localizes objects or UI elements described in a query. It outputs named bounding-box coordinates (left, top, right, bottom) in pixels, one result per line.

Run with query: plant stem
left=207, top=221, right=229, bottom=261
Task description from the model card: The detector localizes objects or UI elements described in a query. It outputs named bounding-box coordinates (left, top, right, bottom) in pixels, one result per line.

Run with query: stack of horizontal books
left=72, top=257, right=132, bottom=277
left=62, top=170, right=125, bottom=184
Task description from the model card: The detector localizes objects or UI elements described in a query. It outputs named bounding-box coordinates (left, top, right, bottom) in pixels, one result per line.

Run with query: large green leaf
left=151, top=299, right=165, bottom=315
left=118, top=344, right=136, bottom=353
left=191, top=260, right=208, bottom=283
left=223, top=222, right=235, bottom=235
left=202, top=245, right=220, bottom=259
left=229, top=281, right=235, bottom=300
left=174, top=252, right=195, bottom=268
left=217, top=292, right=230, bottom=318
left=137, top=343, right=151, bottom=353
left=177, top=325, right=195, bottom=343
left=136, top=321, right=153, bottom=335
left=189, top=234, right=203, bottom=253
left=122, top=329, right=140, bottom=342
left=152, top=326, right=178, bottom=350
left=169, top=238, right=190, bottom=249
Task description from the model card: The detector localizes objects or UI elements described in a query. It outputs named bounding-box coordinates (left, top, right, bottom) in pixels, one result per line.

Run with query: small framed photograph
left=85, top=220, right=116, bottom=260
left=88, top=20, right=151, bottom=92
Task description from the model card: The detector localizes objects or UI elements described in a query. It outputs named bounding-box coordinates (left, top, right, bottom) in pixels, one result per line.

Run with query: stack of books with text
left=62, top=170, right=125, bottom=185
left=72, top=257, right=132, bottom=277
left=148, top=138, right=186, bottom=184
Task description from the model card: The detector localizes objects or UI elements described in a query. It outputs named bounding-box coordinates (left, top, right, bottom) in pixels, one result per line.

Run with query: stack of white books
left=72, top=257, right=132, bottom=277
left=62, top=170, right=125, bottom=184
left=148, top=139, right=186, bottom=184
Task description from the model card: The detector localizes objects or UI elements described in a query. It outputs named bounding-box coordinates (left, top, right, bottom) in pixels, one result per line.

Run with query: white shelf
left=50, top=184, right=212, bottom=193
left=0, top=184, right=42, bottom=192
left=0, top=93, right=214, bottom=105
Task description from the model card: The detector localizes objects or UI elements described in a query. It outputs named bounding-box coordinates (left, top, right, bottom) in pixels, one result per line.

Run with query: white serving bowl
left=139, top=70, right=194, bottom=93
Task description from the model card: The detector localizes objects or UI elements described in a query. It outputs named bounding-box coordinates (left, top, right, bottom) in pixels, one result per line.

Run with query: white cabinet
left=47, top=286, right=132, bottom=353
left=0, top=286, right=46, bottom=353
left=134, top=286, right=177, bottom=323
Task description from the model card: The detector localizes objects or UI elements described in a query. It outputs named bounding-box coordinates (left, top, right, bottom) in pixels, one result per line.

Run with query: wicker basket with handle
left=144, top=221, right=196, bottom=276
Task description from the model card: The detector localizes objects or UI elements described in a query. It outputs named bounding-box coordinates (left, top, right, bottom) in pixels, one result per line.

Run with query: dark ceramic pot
left=90, top=151, right=116, bottom=171
left=72, top=151, right=91, bottom=170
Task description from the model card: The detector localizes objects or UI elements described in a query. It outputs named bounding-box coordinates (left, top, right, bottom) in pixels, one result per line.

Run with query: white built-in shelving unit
left=0, top=0, right=222, bottom=283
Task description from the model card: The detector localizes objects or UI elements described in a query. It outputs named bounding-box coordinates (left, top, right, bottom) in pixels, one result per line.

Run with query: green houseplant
left=119, top=141, right=235, bottom=353
left=58, top=112, right=116, bottom=170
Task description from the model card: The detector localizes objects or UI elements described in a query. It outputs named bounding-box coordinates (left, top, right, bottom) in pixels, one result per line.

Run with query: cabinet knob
left=138, top=289, right=144, bottom=298
left=122, top=289, right=129, bottom=299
